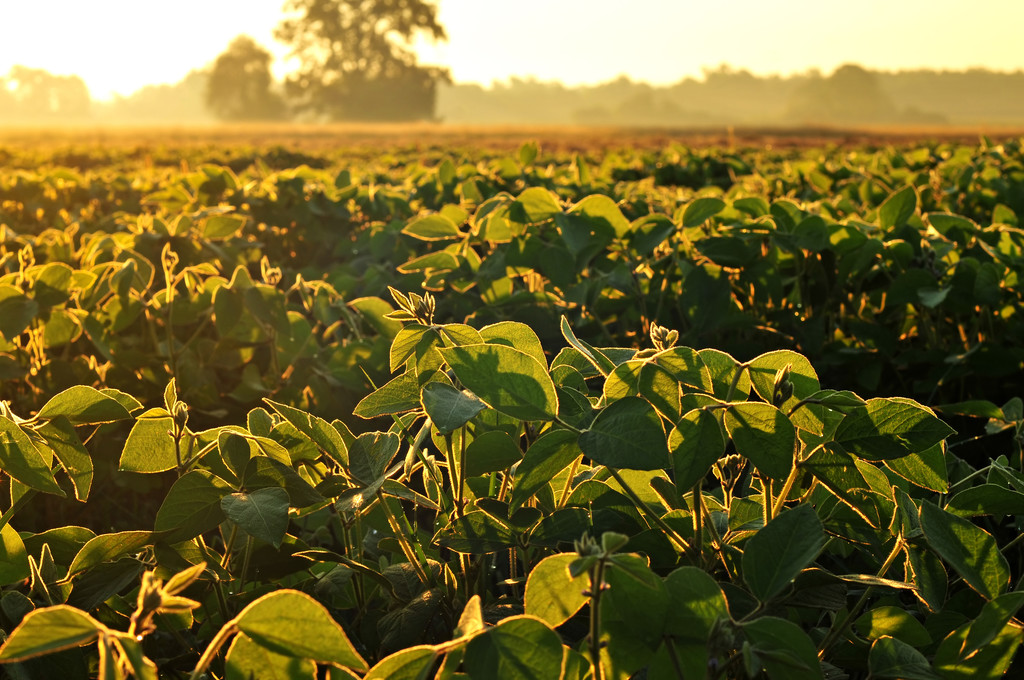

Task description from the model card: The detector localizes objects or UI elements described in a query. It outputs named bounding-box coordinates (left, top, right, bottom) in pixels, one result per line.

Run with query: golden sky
left=1, top=0, right=1021, bottom=100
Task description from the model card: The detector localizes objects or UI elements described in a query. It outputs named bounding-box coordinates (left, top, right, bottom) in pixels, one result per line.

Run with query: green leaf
left=364, top=645, right=438, bottom=680
left=559, top=316, right=618, bottom=376
left=353, top=370, right=421, bottom=419
left=883, top=443, right=948, bottom=492
left=568, top=194, right=631, bottom=238
left=579, top=397, right=670, bottom=471
left=835, top=398, right=955, bottom=460
left=725, top=403, right=795, bottom=480
left=879, top=185, right=917, bottom=230
left=664, top=566, right=729, bottom=642
left=682, top=197, right=726, bottom=227
left=960, top=592, right=1024, bottom=660
left=0, top=286, right=38, bottom=340
left=402, top=214, right=461, bottom=241
left=748, top=350, right=820, bottom=409
left=604, top=554, right=668, bottom=646
left=946, top=484, right=1024, bottom=518
left=203, top=214, right=246, bottom=240
left=670, top=408, right=726, bottom=490
left=154, top=471, right=233, bottom=542
left=235, top=590, right=368, bottom=671
left=439, top=344, right=558, bottom=422
left=434, top=510, right=518, bottom=553
left=118, top=410, right=176, bottom=473
left=38, top=417, right=93, bottom=501
left=524, top=553, right=589, bottom=627
left=742, top=616, right=823, bottom=680
left=509, top=429, right=580, bottom=512
left=348, top=431, right=400, bottom=486
left=35, top=386, right=131, bottom=424
left=479, top=321, right=547, bottom=368
left=933, top=619, right=1023, bottom=680
left=742, top=505, right=826, bottom=602
left=919, top=501, right=1009, bottom=600
left=243, top=457, right=325, bottom=508
left=264, top=399, right=347, bottom=466
left=225, top=632, right=317, bottom=680
left=868, top=636, right=940, bottom=680
left=0, top=416, right=64, bottom=496
left=421, top=383, right=487, bottom=435
left=463, top=615, right=564, bottom=680
left=464, top=430, right=521, bottom=477
left=802, top=442, right=871, bottom=511
left=0, top=523, right=30, bottom=586
left=515, top=187, right=561, bottom=223
left=221, top=488, right=291, bottom=548
left=855, top=606, right=932, bottom=646
left=68, top=531, right=152, bottom=577
left=0, top=605, right=104, bottom=662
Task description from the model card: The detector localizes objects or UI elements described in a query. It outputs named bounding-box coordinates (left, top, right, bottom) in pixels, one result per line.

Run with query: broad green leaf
left=203, top=214, right=246, bottom=240
left=353, top=370, right=421, bottom=419
left=879, top=185, right=917, bottom=230
left=699, top=348, right=749, bottom=400
left=904, top=543, right=947, bottom=612
left=434, top=510, right=518, bottom=553
left=515, top=187, right=561, bottom=223
left=855, top=606, right=932, bottom=646
left=225, top=632, right=317, bottom=679
left=569, top=194, right=631, bottom=237
left=883, top=443, right=948, bottom=492
left=439, top=344, right=558, bottom=422
left=0, top=605, right=104, bottom=662
left=579, top=397, right=670, bottom=471
left=725, top=403, right=795, bottom=480
left=365, top=645, right=438, bottom=680
left=242, top=457, right=325, bottom=508
left=946, top=484, right=1024, bottom=517
left=38, top=417, right=93, bottom=501
left=742, top=616, right=823, bottom=680
left=868, top=636, right=940, bottom=680
left=835, top=398, right=955, bottom=460
left=112, top=632, right=159, bottom=680
left=118, top=409, right=176, bottom=473
left=604, top=554, right=668, bottom=646
left=559, top=315, right=617, bottom=376
left=479, top=321, right=547, bottom=368
left=524, top=553, right=589, bottom=627
left=402, top=214, right=461, bottom=241
left=421, top=383, right=487, bottom=435
left=959, top=592, right=1024, bottom=661
left=0, top=286, right=37, bottom=340
left=933, top=620, right=1023, bottom=680
left=235, top=590, right=367, bottom=671
left=0, top=416, right=64, bottom=496
left=36, top=385, right=131, bottom=424
left=509, top=429, right=580, bottom=512
left=664, top=566, right=729, bottom=642
left=264, top=399, right=348, bottom=466
left=348, top=432, right=400, bottom=486
left=154, top=471, right=233, bottom=542
left=670, top=408, right=726, bottom=490
left=464, top=430, right=521, bottom=477
left=68, top=531, right=152, bottom=576
left=803, top=442, right=871, bottom=510
left=463, top=615, right=564, bottom=680
left=0, top=523, right=30, bottom=586
left=221, top=488, right=290, bottom=548
left=682, top=197, right=726, bottom=227
left=748, top=350, right=820, bottom=409
left=743, top=505, right=826, bottom=602
left=919, top=501, right=1009, bottom=600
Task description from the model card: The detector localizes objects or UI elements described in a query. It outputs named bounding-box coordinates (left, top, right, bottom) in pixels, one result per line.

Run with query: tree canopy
left=274, top=0, right=449, bottom=121
left=205, top=35, right=287, bottom=122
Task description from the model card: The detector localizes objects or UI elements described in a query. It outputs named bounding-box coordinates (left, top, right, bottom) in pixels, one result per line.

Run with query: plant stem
left=588, top=558, right=608, bottom=680
left=0, top=490, right=34, bottom=534
left=189, top=621, right=238, bottom=680
left=725, top=362, right=749, bottom=403
left=376, top=489, right=432, bottom=587
left=558, top=456, right=583, bottom=508
left=692, top=481, right=703, bottom=564
left=817, top=538, right=904, bottom=658
left=771, top=464, right=802, bottom=518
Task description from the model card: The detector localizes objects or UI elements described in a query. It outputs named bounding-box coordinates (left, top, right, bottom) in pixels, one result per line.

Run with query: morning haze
left=2, top=0, right=1024, bottom=127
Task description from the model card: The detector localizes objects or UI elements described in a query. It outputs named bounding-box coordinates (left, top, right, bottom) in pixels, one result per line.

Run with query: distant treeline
left=3, top=63, right=1024, bottom=127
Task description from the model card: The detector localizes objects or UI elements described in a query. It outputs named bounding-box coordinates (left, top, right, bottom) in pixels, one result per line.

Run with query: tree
left=274, top=0, right=449, bottom=121
left=205, top=36, right=287, bottom=121
left=1, top=66, right=91, bottom=120
left=785, top=64, right=898, bottom=126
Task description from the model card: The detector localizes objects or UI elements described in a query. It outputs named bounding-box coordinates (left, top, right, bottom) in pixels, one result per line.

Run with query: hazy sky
left=2, top=0, right=1022, bottom=100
